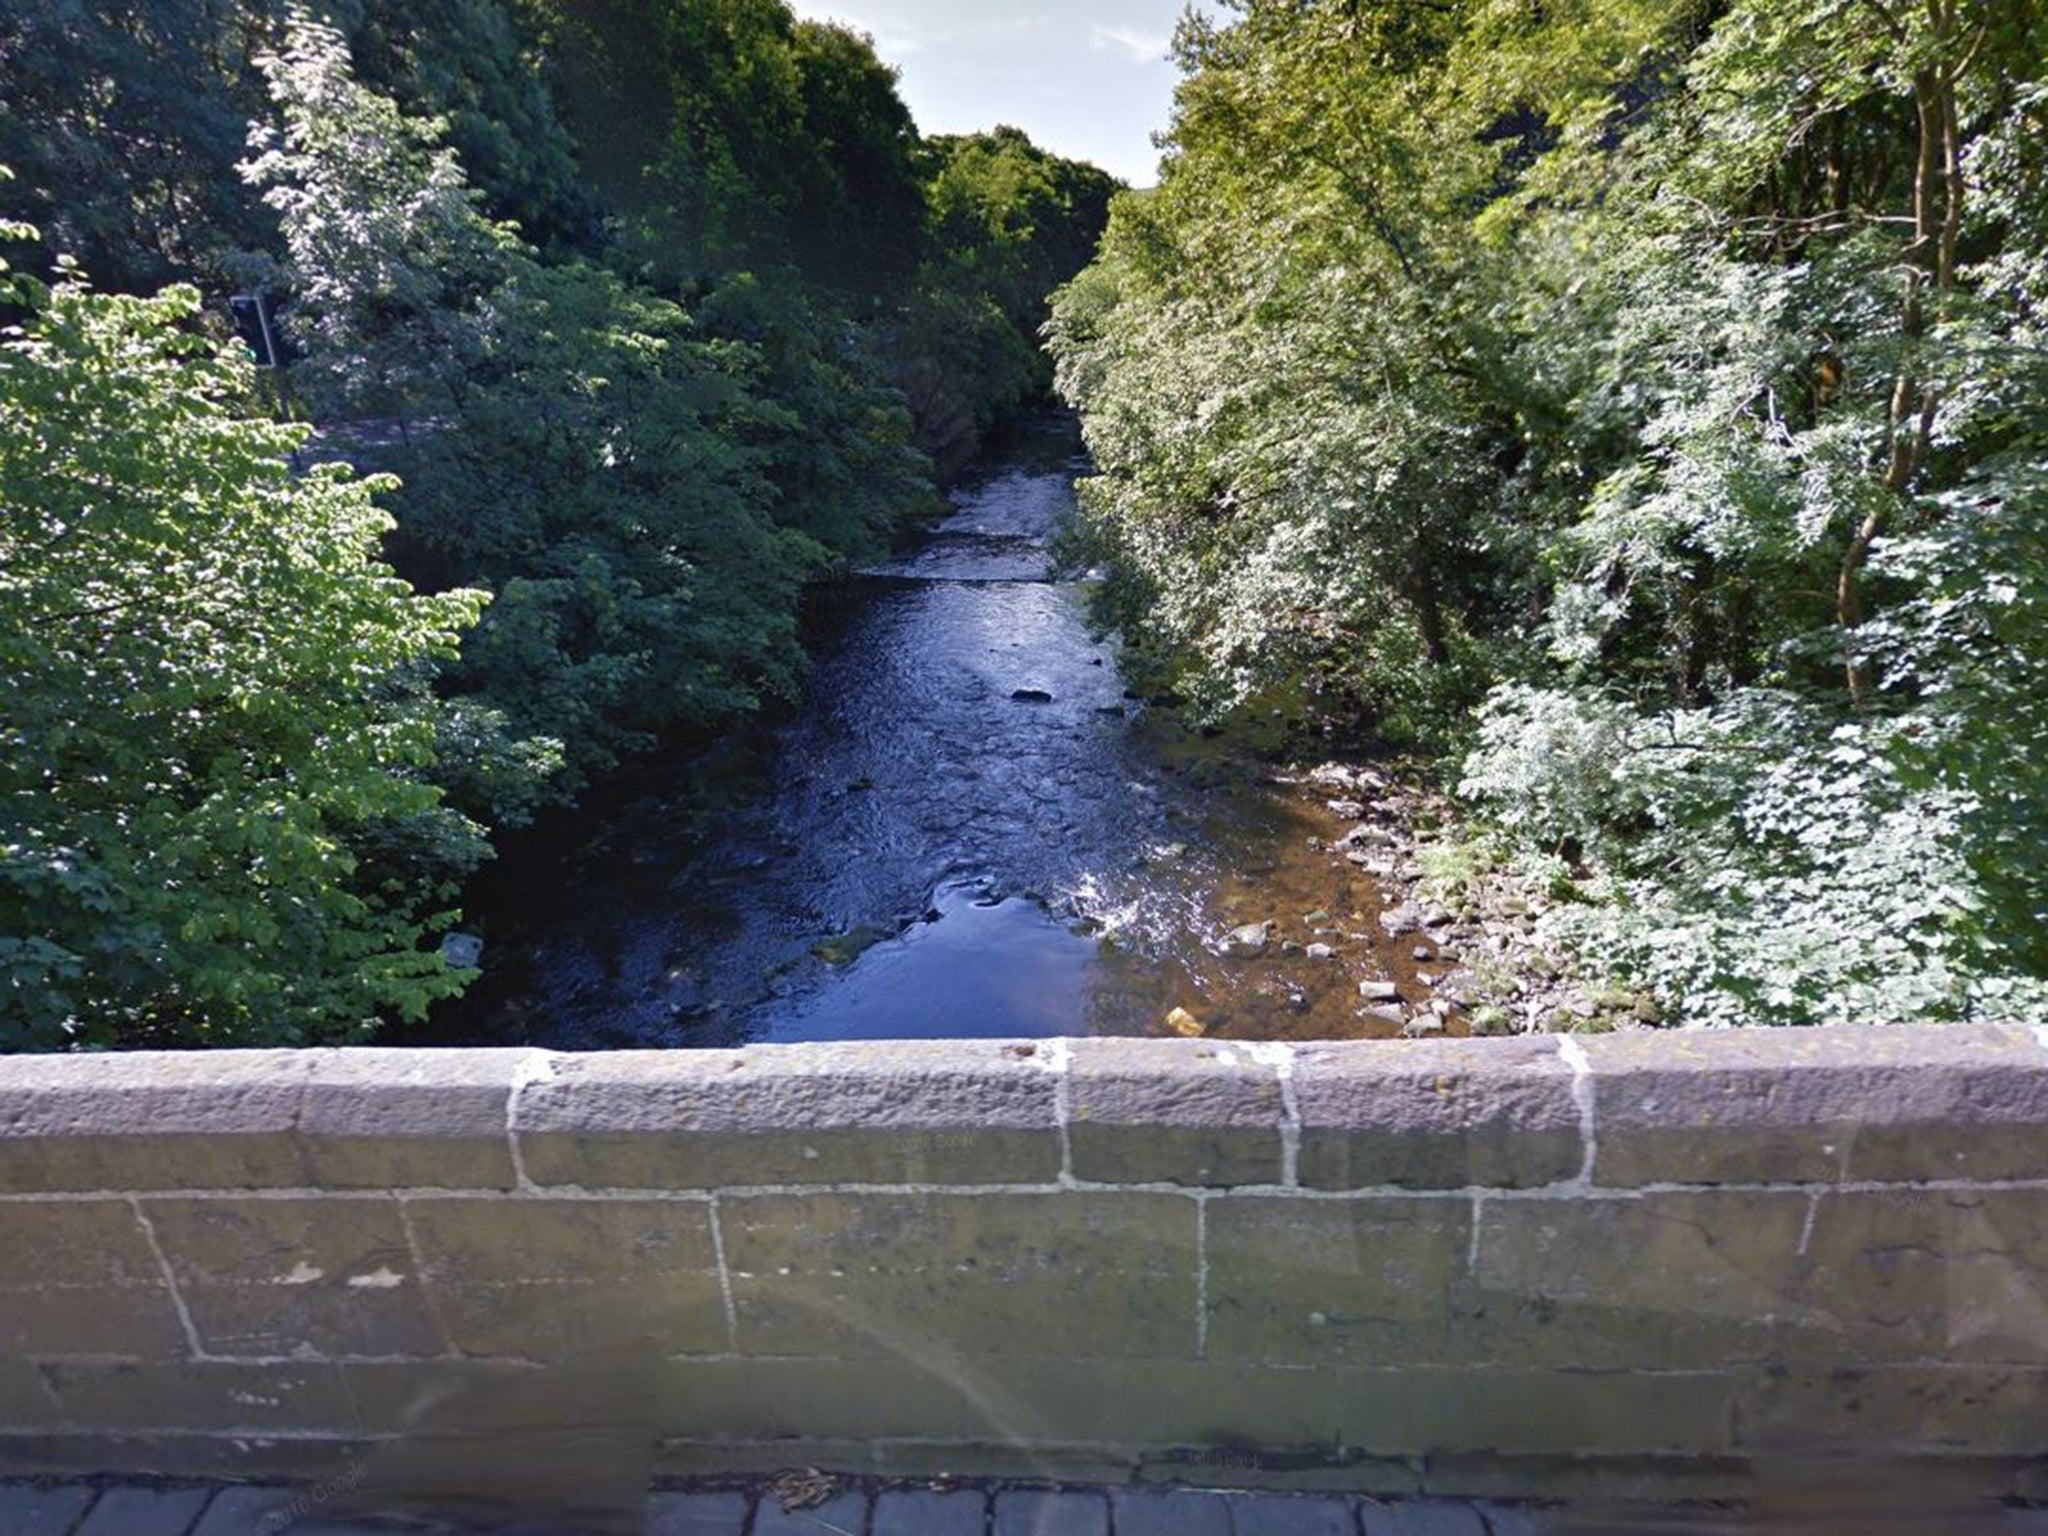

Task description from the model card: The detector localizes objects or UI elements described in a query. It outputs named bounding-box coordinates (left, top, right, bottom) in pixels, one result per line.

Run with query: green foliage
left=1054, top=0, right=2048, bottom=1027
left=0, top=252, right=489, bottom=1048
left=0, top=0, right=582, bottom=292
left=243, top=7, right=522, bottom=421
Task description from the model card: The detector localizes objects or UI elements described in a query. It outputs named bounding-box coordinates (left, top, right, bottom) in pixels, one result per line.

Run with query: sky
left=784, top=1, right=1191, bottom=186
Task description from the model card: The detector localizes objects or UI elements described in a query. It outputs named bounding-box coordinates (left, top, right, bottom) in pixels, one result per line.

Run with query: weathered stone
left=750, top=1490, right=868, bottom=1536
left=406, top=1198, right=726, bottom=1359
left=873, top=1489, right=987, bottom=1536
left=143, top=1198, right=443, bottom=1359
left=1791, top=1189, right=2048, bottom=1366
left=721, top=1190, right=1198, bottom=1360
left=1110, top=1486, right=1232, bottom=1536
left=295, top=1049, right=523, bottom=1190
left=0, top=1287, right=190, bottom=1361
left=647, top=1491, right=752, bottom=1535
left=341, top=1361, right=553, bottom=1442
left=39, top=1361, right=354, bottom=1433
left=0, top=1054, right=310, bottom=1192
left=995, top=1489, right=1109, bottom=1536
left=0, top=1481, right=97, bottom=1536
left=1222, top=1492, right=1356, bottom=1535
left=1068, top=1039, right=1286, bottom=1187
left=517, top=1043, right=1063, bottom=1189
left=74, top=1485, right=214, bottom=1536
left=1737, top=1365, right=2048, bottom=1456
left=0, top=1202, right=190, bottom=1358
left=1583, top=1026, right=2048, bottom=1187
left=1205, top=1196, right=1467, bottom=1366
left=1463, top=1191, right=1812, bottom=1368
left=1294, top=1040, right=1583, bottom=1190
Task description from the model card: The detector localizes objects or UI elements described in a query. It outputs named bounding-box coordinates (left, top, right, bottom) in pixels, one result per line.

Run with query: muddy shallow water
left=440, top=424, right=1461, bottom=1049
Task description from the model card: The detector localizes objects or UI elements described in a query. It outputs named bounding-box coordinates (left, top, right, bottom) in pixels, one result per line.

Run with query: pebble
left=1166, top=1007, right=1205, bottom=1038
left=1306, top=944, right=1335, bottom=961
left=1359, top=980, right=1402, bottom=1003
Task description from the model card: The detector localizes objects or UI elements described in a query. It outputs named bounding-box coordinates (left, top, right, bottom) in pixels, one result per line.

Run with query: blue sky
left=785, top=2, right=1192, bottom=185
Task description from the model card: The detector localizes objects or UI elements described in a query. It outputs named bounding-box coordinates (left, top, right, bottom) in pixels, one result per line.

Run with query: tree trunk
left=1838, top=14, right=1964, bottom=705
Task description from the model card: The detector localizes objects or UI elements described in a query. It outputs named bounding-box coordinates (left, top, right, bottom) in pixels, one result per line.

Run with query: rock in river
left=1220, top=922, right=1273, bottom=959
left=811, top=925, right=892, bottom=966
left=1011, top=688, right=1055, bottom=703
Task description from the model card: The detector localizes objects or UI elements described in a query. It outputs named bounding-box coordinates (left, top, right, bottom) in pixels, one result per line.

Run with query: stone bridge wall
left=1, top=1028, right=2046, bottom=1501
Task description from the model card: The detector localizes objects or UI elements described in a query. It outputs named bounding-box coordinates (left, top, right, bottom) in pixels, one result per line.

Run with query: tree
left=0, top=206, right=490, bottom=1048
left=242, top=5, right=520, bottom=423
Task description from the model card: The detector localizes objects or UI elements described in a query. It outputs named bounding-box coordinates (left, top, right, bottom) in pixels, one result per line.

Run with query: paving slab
left=1224, top=1491, right=1359, bottom=1536
left=751, top=1490, right=869, bottom=1536
left=188, top=1487, right=308, bottom=1536
left=0, top=1482, right=100, bottom=1536
left=1360, top=1500, right=1487, bottom=1536
left=1471, top=1504, right=1547, bottom=1536
left=76, top=1485, right=216, bottom=1536
left=994, top=1488, right=1112, bottom=1536
left=647, top=1490, right=752, bottom=1534
left=1112, top=1485, right=1234, bottom=1536
left=873, top=1489, right=988, bottom=1536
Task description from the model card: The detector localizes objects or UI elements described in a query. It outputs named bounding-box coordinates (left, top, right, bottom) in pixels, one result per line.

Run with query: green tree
left=243, top=6, right=520, bottom=423
left=0, top=209, right=490, bottom=1048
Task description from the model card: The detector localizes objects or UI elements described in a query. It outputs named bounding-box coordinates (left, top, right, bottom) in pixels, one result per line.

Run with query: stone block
left=39, top=1361, right=355, bottom=1434
left=1220, top=1492, right=1357, bottom=1535
left=338, top=1361, right=549, bottom=1435
left=1359, top=1499, right=1487, bottom=1536
left=1110, top=1486, right=1232, bottom=1536
left=994, top=1489, right=1109, bottom=1536
left=0, top=1481, right=97, bottom=1536
left=1068, top=1039, right=1286, bottom=1187
left=874, top=1489, right=987, bottom=1536
left=1462, top=1191, right=1812, bottom=1368
left=720, top=1190, right=1198, bottom=1359
left=405, top=1198, right=726, bottom=1359
left=0, top=1054, right=311, bottom=1192
left=1582, top=1026, right=2048, bottom=1187
left=188, top=1486, right=300, bottom=1536
left=0, top=1200, right=166, bottom=1286
left=1204, top=1196, right=1468, bottom=1366
left=0, top=1201, right=190, bottom=1359
left=142, top=1198, right=442, bottom=1359
left=754, top=1491, right=867, bottom=1536
left=295, top=1050, right=524, bottom=1191
left=1737, top=1366, right=2048, bottom=1456
left=517, top=1043, right=1063, bottom=1189
left=1791, top=1190, right=2048, bottom=1366
left=75, top=1484, right=215, bottom=1536
left=1294, top=1042, right=1582, bottom=1191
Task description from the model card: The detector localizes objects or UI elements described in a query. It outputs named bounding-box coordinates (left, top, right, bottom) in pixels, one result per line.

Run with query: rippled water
left=443, top=422, right=1440, bottom=1049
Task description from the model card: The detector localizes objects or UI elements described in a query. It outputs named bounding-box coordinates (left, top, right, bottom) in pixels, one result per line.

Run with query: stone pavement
left=0, top=1479, right=1540, bottom=1535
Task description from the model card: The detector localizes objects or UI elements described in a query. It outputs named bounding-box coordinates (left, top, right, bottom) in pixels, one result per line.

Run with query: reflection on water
left=443, top=421, right=1443, bottom=1050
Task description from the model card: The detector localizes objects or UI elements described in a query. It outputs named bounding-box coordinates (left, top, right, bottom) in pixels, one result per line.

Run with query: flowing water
left=443, top=421, right=1448, bottom=1049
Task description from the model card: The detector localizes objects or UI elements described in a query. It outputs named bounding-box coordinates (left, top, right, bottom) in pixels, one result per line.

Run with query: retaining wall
left=2, top=1028, right=2047, bottom=1501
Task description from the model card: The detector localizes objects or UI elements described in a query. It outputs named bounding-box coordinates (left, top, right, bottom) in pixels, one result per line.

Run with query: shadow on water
left=433, top=417, right=1449, bottom=1050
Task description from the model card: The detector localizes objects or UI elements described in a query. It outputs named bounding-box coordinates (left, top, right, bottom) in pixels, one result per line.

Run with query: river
left=440, top=420, right=1451, bottom=1049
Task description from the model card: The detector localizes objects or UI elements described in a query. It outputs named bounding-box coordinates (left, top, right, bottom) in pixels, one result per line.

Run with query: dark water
left=443, top=423, right=1436, bottom=1049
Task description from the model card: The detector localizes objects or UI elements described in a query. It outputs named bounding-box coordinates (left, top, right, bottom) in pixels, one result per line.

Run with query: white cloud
left=1088, top=23, right=1168, bottom=64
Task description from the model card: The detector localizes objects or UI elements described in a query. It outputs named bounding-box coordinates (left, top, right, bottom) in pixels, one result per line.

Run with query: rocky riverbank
left=1280, top=759, right=1656, bottom=1039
